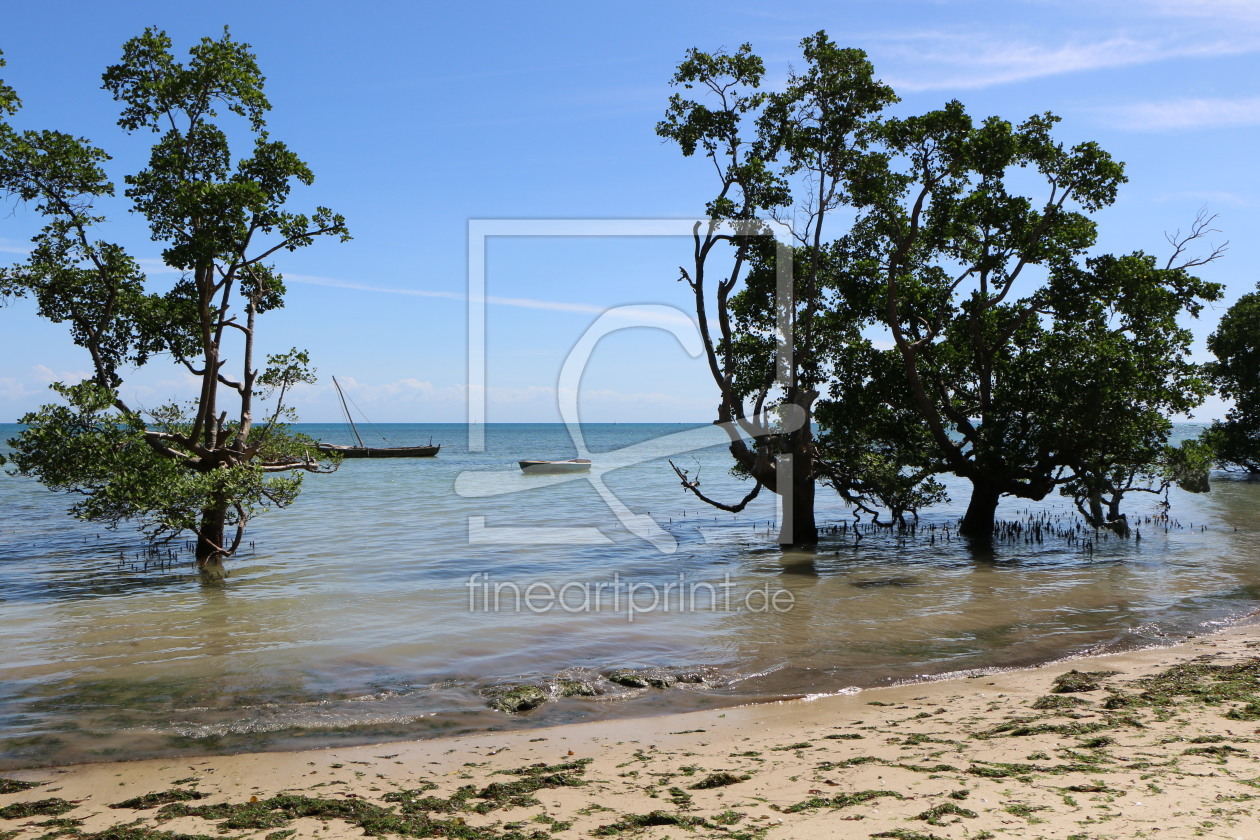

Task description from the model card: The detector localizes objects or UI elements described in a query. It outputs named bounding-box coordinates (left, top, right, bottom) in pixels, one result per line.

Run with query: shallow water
left=1, top=422, right=1257, bottom=768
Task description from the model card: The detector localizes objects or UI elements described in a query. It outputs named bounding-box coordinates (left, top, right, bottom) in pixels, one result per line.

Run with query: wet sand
left=4, top=624, right=1260, bottom=839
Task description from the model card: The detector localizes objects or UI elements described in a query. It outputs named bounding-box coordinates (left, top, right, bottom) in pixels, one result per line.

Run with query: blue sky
left=0, top=0, right=1256, bottom=423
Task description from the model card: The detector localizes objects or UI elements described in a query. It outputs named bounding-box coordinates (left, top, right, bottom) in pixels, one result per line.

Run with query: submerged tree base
left=820, top=506, right=1199, bottom=556
left=196, top=560, right=228, bottom=583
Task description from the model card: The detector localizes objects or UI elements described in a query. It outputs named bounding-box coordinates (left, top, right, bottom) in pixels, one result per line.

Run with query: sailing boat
left=316, top=377, right=440, bottom=458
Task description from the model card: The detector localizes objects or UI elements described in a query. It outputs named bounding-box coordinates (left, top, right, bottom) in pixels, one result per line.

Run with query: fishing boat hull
left=318, top=443, right=440, bottom=458
left=323, top=375, right=440, bottom=458
left=519, top=458, right=591, bottom=474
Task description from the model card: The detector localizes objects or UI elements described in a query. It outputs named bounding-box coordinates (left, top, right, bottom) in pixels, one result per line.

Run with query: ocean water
left=1, top=421, right=1257, bottom=769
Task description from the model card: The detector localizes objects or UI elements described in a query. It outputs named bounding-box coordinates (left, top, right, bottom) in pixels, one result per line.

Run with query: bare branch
left=669, top=459, right=763, bottom=512
left=261, top=459, right=338, bottom=474
left=216, top=372, right=245, bottom=393
left=236, top=224, right=347, bottom=270
left=1164, top=209, right=1228, bottom=270
left=227, top=504, right=247, bottom=555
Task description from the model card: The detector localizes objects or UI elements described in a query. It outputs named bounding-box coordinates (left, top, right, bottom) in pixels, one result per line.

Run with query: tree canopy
left=0, top=29, right=349, bottom=574
left=1205, top=284, right=1260, bottom=473
left=661, top=32, right=1224, bottom=545
left=657, top=34, right=898, bottom=545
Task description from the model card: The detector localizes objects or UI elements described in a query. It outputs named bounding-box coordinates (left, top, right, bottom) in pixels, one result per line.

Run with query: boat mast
left=332, top=376, right=366, bottom=448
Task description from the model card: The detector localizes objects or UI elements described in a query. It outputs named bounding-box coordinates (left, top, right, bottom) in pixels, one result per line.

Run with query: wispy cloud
left=1102, top=96, right=1260, bottom=131
left=1152, top=190, right=1251, bottom=207
left=288, top=377, right=716, bottom=421
left=865, top=0, right=1260, bottom=92
left=136, top=257, right=181, bottom=276
left=318, top=376, right=455, bottom=405
left=31, top=364, right=92, bottom=384
left=0, top=377, right=34, bottom=400
left=1148, top=0, right=1260, bottom=24
left=883, top=33, right=1260, bottom=91
left=0, top=238, right=30, bottom=256
left=0, top=240, right=184, bottom=273
left=285, top=273, right=696, bottom=327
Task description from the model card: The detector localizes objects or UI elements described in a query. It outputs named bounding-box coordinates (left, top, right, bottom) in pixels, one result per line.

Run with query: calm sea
left=1, top=422, right=1257, bottom=769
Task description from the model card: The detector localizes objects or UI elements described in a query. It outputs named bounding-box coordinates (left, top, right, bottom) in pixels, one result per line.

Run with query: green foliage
left=815, top=338, right=947, bottom=522
left=1204, top=285, right=1260, bottom=473
left=6, top=382, right=319, bottom=545
left=0, top=30, right=347, bottom=566
left=858, top=108, right=1219, bottom=535
left=662, top=32, right=1222, bottom=537
left=1164, top=437, right=1214, bottom=494
left=0, top=50, right=18, bottom=117
left=8, top=382, right=192, bottom=532
left=258, top=349, right=317, bottom=395
left=1053, top=252, right=1220, bottom=524
left=659, top=33, right=906, bottom=539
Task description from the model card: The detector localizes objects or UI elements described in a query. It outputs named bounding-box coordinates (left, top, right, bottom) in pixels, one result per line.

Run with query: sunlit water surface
left=1, top=422, right=1257, bottom=768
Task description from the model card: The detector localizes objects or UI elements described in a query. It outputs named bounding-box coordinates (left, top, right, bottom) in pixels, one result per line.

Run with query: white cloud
left=317, top=378, right=707, bottom=410
left=285, top=273, right=696, bottom=328
left=135, top=257, right=182, bottom=276
left=0, top=238, right=30, bottom=256
left=121, top=369, right=203, bottom=410
left=1103, top=96, right=1260, bottom=130
left=867, top=0, right=1260, bottom=93
left=30, top=364, right=92, bottom=384
left=0, top=377, right=34, bottom=400
left=290, top=376, right=716, bottom=423
left=1148, top=0, right=1260, bottom=24
left=1152, top=190, right=1250, bottom=207
left=324, top=376, right=461, bottom=405
left=884, top=32, right=1260, bottom=91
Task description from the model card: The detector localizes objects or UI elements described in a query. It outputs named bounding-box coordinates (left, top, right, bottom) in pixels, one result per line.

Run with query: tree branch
left=669, top=459, right=763, bottom=512
left=1164, top=209, right=1228, bottom=271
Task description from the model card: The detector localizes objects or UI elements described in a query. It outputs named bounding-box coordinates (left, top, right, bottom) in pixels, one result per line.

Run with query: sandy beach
left=4, top=625, right=1260, bottom=839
